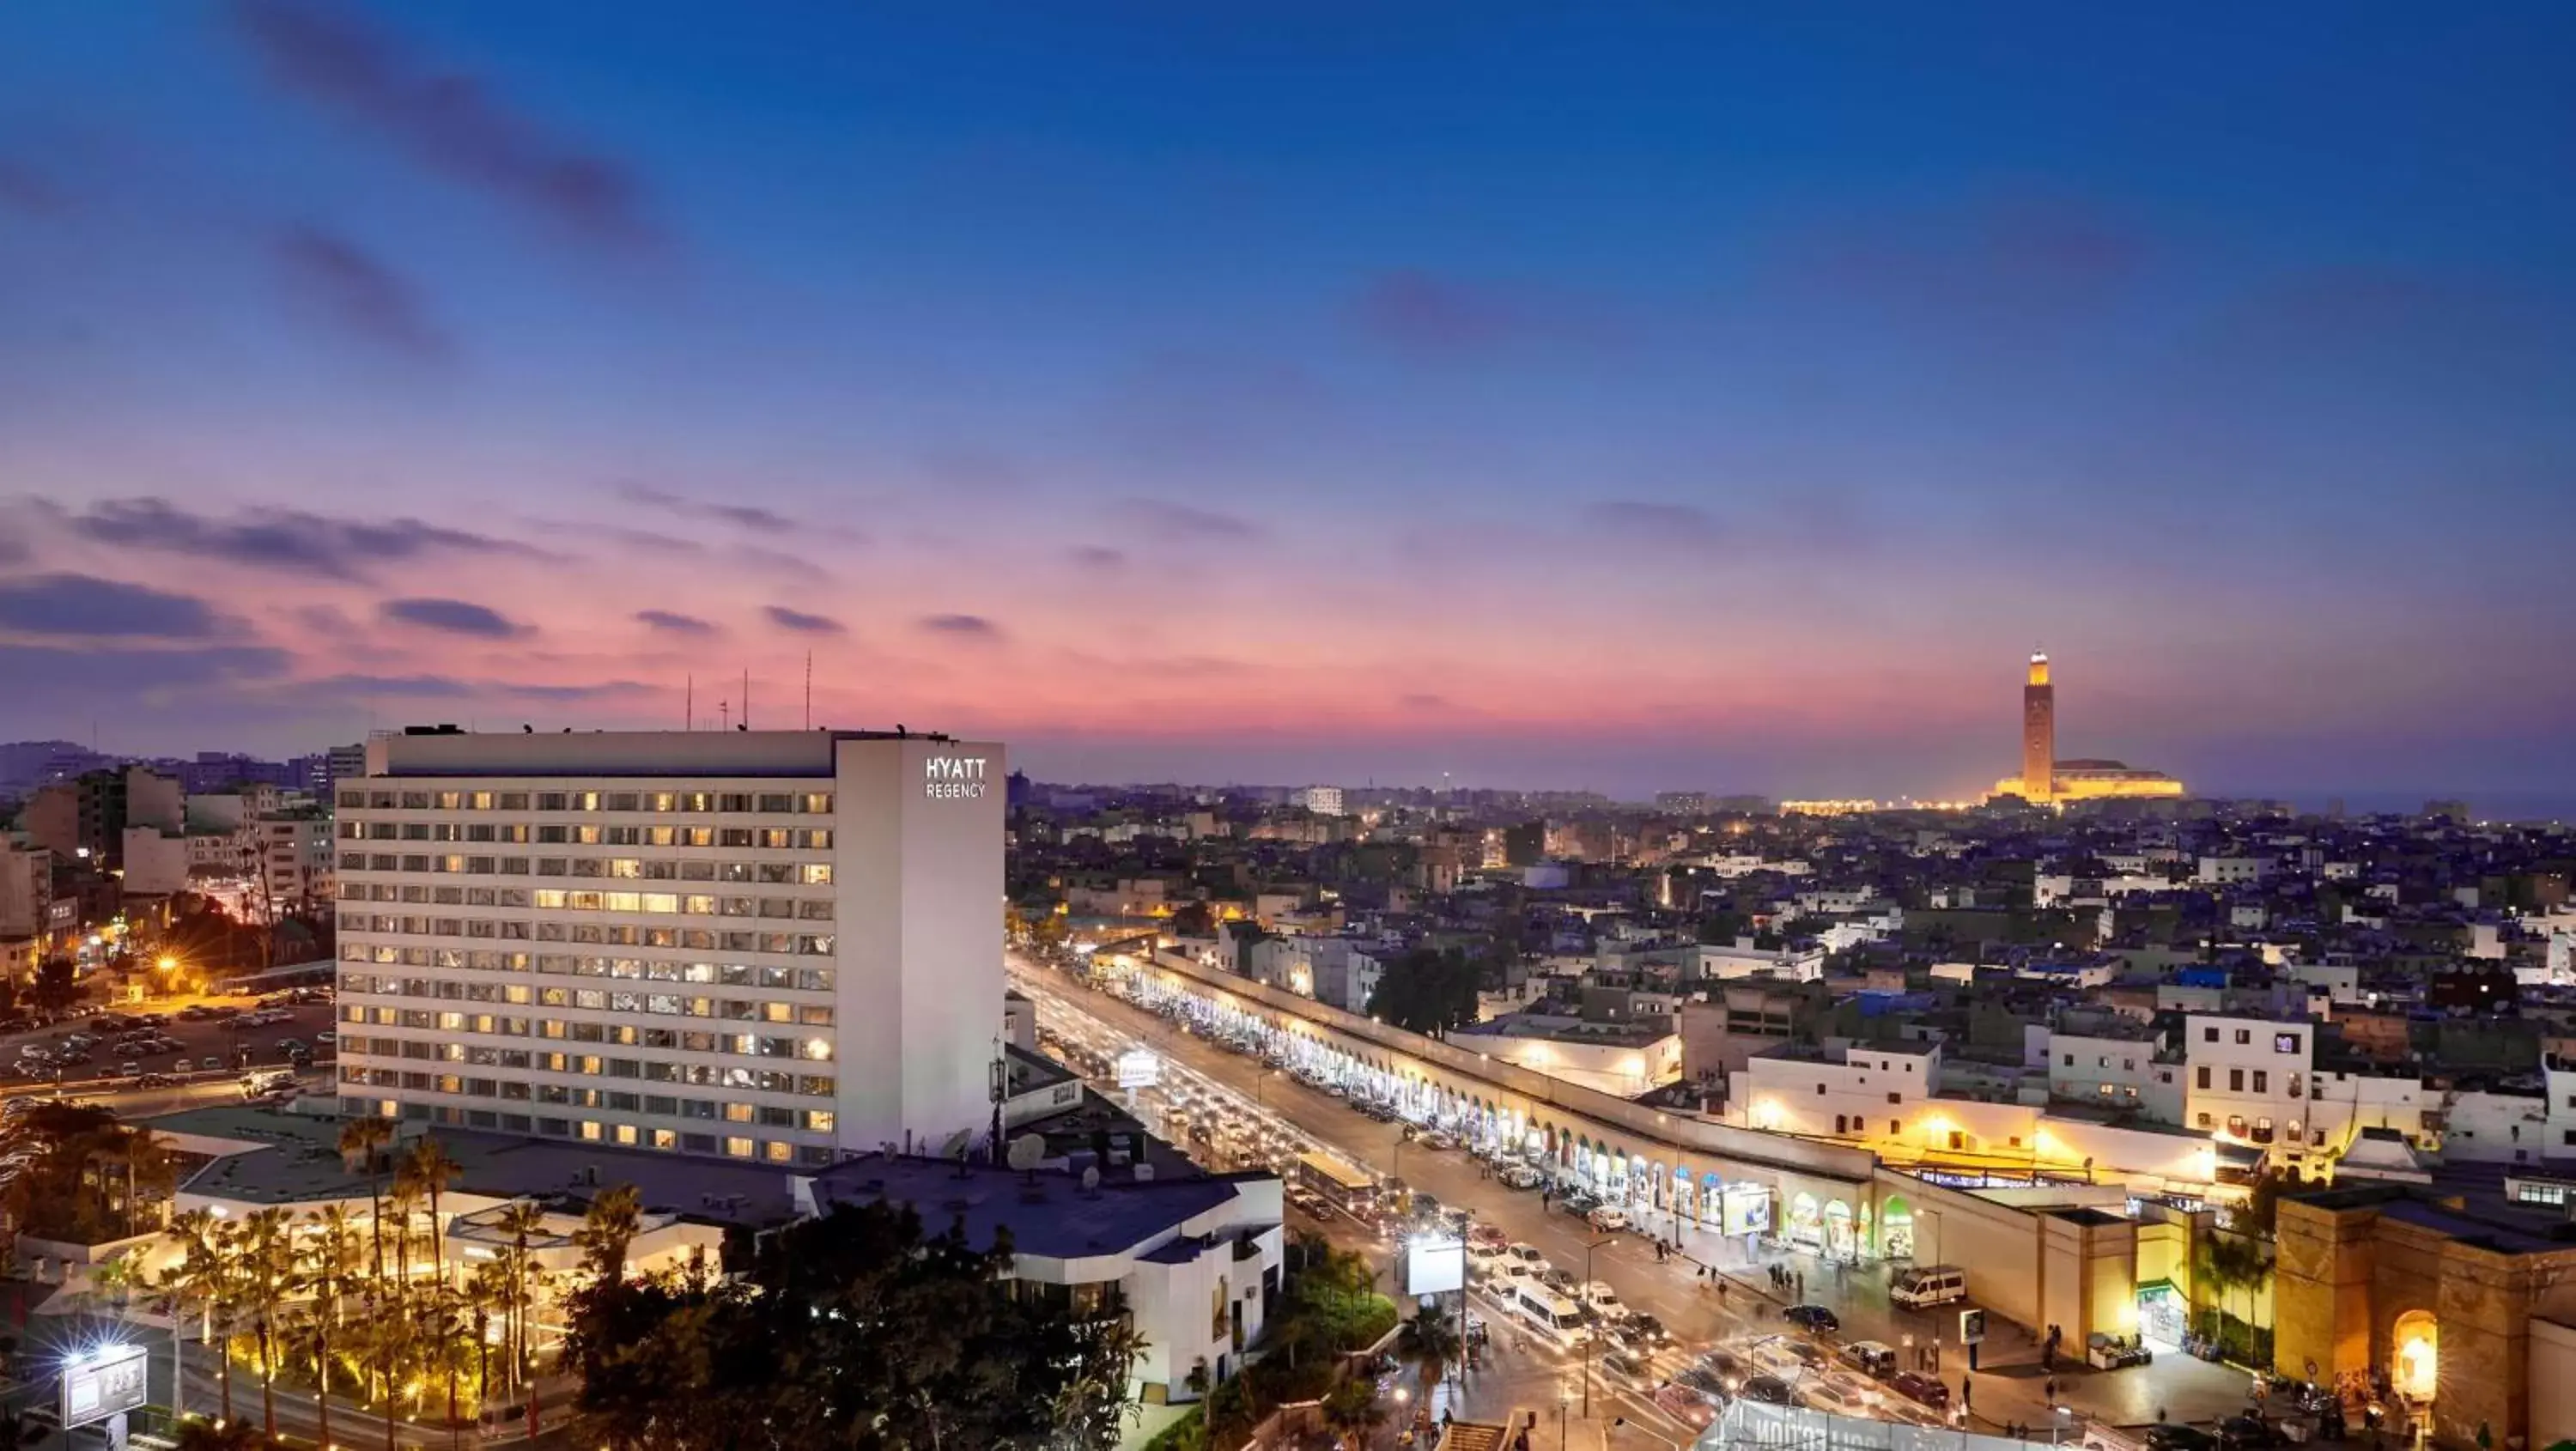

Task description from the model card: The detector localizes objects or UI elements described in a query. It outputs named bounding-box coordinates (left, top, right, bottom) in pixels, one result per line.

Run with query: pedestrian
left=1962, top=1381, right=1972, bottom=1415
left=1718, top=1278, right=1729, bottom=1303
left=2045, top=1377, right=2057, bottom=1406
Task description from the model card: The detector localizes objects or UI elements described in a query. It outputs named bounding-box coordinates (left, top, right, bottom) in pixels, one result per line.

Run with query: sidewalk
left=1618, top=1204, right=2254, bottom=1433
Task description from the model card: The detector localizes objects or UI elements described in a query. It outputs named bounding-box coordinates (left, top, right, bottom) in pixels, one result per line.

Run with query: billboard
left=1405, top=1234, right=1465, bottom=1297
left=1115, top=1048, right=1160, bottom=1090
left=62, top=1343, right=148, bottom=1430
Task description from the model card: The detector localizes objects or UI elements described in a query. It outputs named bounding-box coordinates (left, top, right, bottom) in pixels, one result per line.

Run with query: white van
left=1890, top=1263, right=1966, bottom=1308
left=1514, top=1283, right=1592, bottom=1347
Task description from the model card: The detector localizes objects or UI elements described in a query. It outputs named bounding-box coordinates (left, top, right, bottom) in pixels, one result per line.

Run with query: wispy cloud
left=0, top=574, right=227, bottom=639
left=635, top=609, right=717, bottom=635
left=1069, top=545, right=1127, bottom=570
left=227, top=0, right=659, bottom=248
left=614, top=483, right=802, bottom=535
left=1351, top=269, right=1615, bottom=359
left=919, top=613, right=1001, bottom=640
left=380, top=597, right=527, bottom=638
left=1111, top=498, right=1264, bottom=543
left=272, top=224, right=453, bottom=361
left=764, top=605, right=844, bottom=635
left=53, top=496, right=544, bottom=581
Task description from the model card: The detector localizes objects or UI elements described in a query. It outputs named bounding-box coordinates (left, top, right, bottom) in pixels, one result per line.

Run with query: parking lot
left=0, top=988, right=337, bottom=1093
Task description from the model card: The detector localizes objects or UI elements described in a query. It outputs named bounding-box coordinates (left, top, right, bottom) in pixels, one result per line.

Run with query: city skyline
left=4, top=3, right=2573, bottom=805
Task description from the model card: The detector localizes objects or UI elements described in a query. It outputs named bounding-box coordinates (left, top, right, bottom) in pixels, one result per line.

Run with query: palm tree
left=494, top=1199, right=550, bottom=1397
left=349, top=1308, right=412, bottom=1451
left=466, top=1258, right=511, bottom=1418
left=202, top=1216, right=246, bottom=1424
left=573, top=1182, right=643, bottom=1280
left=386, top=1169, right=424, bottom=1310
left=337, top=1117, right=394, bottom=1284
left=239, top=1207, right=297, bottom=1441
left=1319, top=1378, right=1385, bottom=1451
left=405, top=1138, right=464, bottom=1292
left=1398, top=1302, right=1463, bottom=1408
left=150, top=1209, right=223, bottom=1424
left=297, top=1205, right=363, bottom=1451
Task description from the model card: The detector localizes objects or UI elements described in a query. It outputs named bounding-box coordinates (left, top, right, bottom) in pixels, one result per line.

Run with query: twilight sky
left=3, top=3, right=2573, bottom=805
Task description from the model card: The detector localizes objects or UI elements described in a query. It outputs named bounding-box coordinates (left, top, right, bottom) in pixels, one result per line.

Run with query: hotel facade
left=332, top=727, right=1005, bottom=1166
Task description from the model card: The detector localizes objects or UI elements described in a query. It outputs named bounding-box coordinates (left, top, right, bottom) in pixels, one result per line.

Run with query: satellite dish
left=938, top=1129, right=973, bottom=1161
left=1134, top=1163, right=1156, bottom=1182
left=1007, top=1135, right=1045, bottom=1172
left=1082, top=1165, right=1102, bottom=1194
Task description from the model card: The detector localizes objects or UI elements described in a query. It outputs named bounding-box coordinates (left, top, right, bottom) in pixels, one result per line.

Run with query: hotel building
left=332, top=727, right=1005, bottom=1166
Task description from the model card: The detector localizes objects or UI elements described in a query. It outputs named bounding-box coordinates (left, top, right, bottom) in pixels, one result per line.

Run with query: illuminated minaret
left=2021, top=651, right=2056, bottom=801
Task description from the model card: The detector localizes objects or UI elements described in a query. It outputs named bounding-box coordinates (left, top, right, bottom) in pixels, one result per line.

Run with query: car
left=139, top=1072, right=178, bottom=1089
left=1561, top=1191, right=1601, bottom=1217
left=1652, top=1381, right=1719, bottom=1430
left=1840, top=1340, right=1899, bottom=1379
left=199, top=1057, right=224, bottom=1072
left=1741, top=1375, right=1798, bottom=1407
left=1499, top=1163, right=1543, bottom=1190
left=1465, top=1241, right=1510, bottom=1274
left=1581, top=1281, right=1624, bottom=1318
left=1674, top=1366, right=1732, bottom=1404
left=1802, top=1376, right=1876, bottom=1417
left=276, top=1038, right=307, bottom=1055
left=118, top=1061, right=139, bottom=1077
left=1588, top=1204, right=1631, bottom=1232
left=1619, top=1313, right=1671, bottom=1348
left=1597, top=1350, right=1653, bottom=1387
left=2146, top=1427, right=2217, bottom=1451
left=2216, top=1417, right=2283, bottom=1451
left=1420, top=1132, right=1455, bottom=1151
left=1891, top=1371, right=1951, bottom=1411
left=1782, top=1304, right=1840, bottom=1334
left=1467, top=1223, right=1508, bottom=1250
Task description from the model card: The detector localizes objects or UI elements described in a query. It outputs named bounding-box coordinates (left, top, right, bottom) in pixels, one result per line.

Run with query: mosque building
left=1990, top=652, right=2185, bottom=804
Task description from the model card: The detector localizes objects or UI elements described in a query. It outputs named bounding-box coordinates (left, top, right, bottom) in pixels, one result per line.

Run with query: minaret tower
left=2022, top=651, right=2056, bottom=801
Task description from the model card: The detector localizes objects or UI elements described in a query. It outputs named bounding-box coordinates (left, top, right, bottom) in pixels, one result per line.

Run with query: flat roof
left=368, top=728, right=991, bottom=780
left=805, top=1153, right=1270, bottom=1260
left=154, top=1106, right=804, bottom=1225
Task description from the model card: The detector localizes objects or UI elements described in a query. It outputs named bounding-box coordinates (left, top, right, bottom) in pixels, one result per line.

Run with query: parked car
left=1420, top=1131, right=1455, bottom=1151
left=1783, top=1303, right=1840, bottom=1334
left=1499, top=1163, right=1543, bottom=1190
left=1561, top=1191, right=1601, bottom=1217
left=199, top=1056, right=224, bottom=1072
left=1891, top=1371, right=1951, bottom=1411
left=1840, top=1341, right=1899, bottom=1379
left=2216, top=1417, right=2283, bottom=1451
left=1741, top=1375, right=1797, bottom=1407
left=1653, top=1381, right=1719, bottom=1429
left=2146, top=1427, right=2217, bottom=1451
left=1588, top=1204, right=1631, bottom=1232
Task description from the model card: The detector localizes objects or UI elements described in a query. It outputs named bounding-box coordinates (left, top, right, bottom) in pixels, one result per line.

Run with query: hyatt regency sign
left=925, top=755, right=991, bottom=800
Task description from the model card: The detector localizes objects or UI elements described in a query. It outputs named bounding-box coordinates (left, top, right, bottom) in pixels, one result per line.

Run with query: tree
left=238, top=1208, right=296, bottom=1441
left=1398, top=1302, right=1462, bottom=1407
left=337, top=1117, right=394, bottom=1286
left=574, top=1182, right=643, bottom=1281
left=30, top=956, right=78, bottom=1015
left=495, top=1199, right=550, bottom=1398
left=1364, top=948, right=1481, bottom=1035
left=405, top=1138, right=464, bottom=1290
left=562, top=1196, right=1145, bottom=1450
left=1320, top=1378, right=1386, bottom=1451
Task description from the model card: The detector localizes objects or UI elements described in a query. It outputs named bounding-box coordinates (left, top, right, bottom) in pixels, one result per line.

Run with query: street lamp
left=1579, top=1234, right=1613, bottom=1418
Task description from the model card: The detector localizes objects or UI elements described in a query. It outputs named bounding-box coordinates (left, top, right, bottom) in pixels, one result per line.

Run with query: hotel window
left=2251, top=1072, right=2267, bottom=1093
left=2275, top=1034, right=2300, bottom=1054
left=2227, top=1115, right=2245, bottom=1136
left=2203, top=1027, right=2218, bottom=1042
left=2229, top=1069, right=2244, bottom=1092
left=724, top=1137, right=756, bottom=1159
left=2235, top=1029, right=2251, bottom=1045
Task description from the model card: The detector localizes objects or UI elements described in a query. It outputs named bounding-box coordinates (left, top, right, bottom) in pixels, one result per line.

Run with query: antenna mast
left=685, top=675, right=693, bottom=731
left=804, top=651, right=813, bottom=730
left=742, top=669, right=750, bottom=730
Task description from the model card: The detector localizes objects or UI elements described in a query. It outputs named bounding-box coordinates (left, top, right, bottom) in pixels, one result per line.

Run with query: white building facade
left=333, top=728, right=1005, bottom=1166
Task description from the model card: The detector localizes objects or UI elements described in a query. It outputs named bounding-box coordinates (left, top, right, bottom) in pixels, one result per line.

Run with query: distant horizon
left=5, top=7, right=2571, bottom=798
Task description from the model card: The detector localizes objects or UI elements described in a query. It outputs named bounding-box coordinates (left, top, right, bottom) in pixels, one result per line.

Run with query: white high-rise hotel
left=333, top=728, right=1005, bottom=1166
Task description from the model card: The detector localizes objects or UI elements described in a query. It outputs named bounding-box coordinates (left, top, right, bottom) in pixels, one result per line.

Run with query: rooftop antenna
left=685, top=674, right=693, bottom=732
left=742, top=668, right=750, bottom=731
left=719, top=698, right=730, bottom=731
left=804, top=652, right=813, bottom=730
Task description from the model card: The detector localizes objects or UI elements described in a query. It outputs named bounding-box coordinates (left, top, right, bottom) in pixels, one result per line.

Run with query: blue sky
left=2, top=2, right=2572, bottom=804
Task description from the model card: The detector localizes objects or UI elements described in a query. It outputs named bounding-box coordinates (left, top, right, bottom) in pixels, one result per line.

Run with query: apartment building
left=333, top=727, right=1005, bottom=1166
left=2181, top=1013, right=2433, bottom=1171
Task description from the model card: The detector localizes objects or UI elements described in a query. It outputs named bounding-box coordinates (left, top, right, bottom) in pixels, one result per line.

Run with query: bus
left=1296, top=1150, right=1381, bottom=1221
